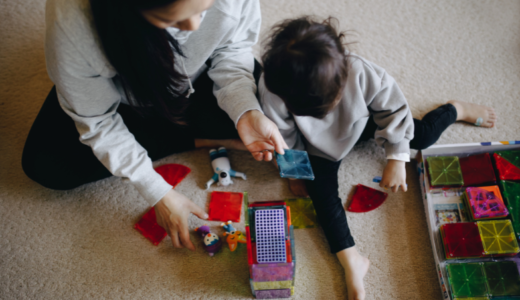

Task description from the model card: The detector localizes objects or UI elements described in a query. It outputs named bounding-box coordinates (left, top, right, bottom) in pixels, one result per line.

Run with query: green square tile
left=453, top=298, right=489, bottom=300
left=483, top=261, right=520, bottom=296
left=447, top=263, right=488, bottom=297
left=286, top=198, right=318, bottom=229
left=427, top=156, right=464, bottom=186
left=500, top=180, right=520, bottom=238
left=478, top=220, right=520, bottom=255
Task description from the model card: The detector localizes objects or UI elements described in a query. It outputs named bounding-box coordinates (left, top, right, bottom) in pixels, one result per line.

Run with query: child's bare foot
left=337, top=247, right=370, bottom=300
left=288, top=179, right=309, bottom=197
left=448, top=100, right=497, bottom=128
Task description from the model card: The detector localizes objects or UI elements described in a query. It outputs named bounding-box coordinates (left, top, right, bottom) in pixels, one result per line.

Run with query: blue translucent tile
left=276, top=150, right=315, bottom=180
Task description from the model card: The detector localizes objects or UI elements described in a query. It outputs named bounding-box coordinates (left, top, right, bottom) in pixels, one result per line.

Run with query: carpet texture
left=1, top=0, right=520, bottom=299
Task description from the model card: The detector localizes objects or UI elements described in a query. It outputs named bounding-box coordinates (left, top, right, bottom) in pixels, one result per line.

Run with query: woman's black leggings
left=305, top=104, right=457, bottom=253
left=22, top=61, right=262, bottom=190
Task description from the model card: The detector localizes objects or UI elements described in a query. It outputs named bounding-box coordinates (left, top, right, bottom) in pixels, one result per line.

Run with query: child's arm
left=380, top=160, right=407, bottom=192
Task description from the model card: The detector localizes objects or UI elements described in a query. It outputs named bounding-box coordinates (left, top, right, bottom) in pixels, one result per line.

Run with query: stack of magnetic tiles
left=245, top=201, right=296, bottom=299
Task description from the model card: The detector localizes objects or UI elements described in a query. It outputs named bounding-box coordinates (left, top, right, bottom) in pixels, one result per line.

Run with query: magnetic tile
left=254, top=289, right=292, bottom=299
left=478, top=220, right=520, bottom=255
left=286, top=198, right=318, bottom=229
left=251, top=262, right=294, bottom=282
left=248, top=204, right=288, bottom=242
left=255, top=209, right=287, bottom=263
left=207, top=191, right=243, bottom=222
left=500, top=180, right=520, bottom=238
left=275, top=149, right=315, bottom=180
left=497, top=150, right=520, bottom=169
left=483, top=261, right=520, bottom=296
left=134, top=208, right=167, bottom=246
left=427, top=156, right=464, bottom=187
left=446, top=263, right=488, bottom=297
left=252, top=280, right=293, bottom=291
left=494, top=152, right=520, bottom=181
left=460, top=153, right=497, bottom=186
left=347, top=184, right=388, bottom=213
left=452, top=298, right=489, bottom=300
left=441, top=222, right=484, bottom=258
left=465, top=186, right=508, bottom=220
left=154, top=164, right=191, bottom=188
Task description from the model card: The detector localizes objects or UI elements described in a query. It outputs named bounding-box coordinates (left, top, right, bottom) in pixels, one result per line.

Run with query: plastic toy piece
left=483, top=261, right=520, bottom=296
left=154, top=164, right=191, bottom=188
left=251, top=262, right=294, bottom=282
left=478, top=220, right=520, bottom=255
left=249, top=204, right=288, bottom=242
left=134, top=208, right=167, bottom=246
left=494, top=152, right=520, bottom=181
left=496, top=150, right=520, bottom=169
left=254, top=289, right=292, bottom=299
left=440, top=222, right=484, bottom=259
left=286, top=198, right=318, bottom=229
left=194, top=225, right=222, bottom=256
left=465, top=186, right=509, bottom=220
left=452, top=298, right=490, bottom=300
left=427, top=156, right=464, bottom=187
left=207, top=191, right=243, bottom=222
left=446, top=263, right=488, bottom=298
left=347, top=184, right=388, bottom=213
left=459, top=153, right=497, bottom=186
left=256, top=209, right=287, bottom=263
left=500, top=181, right=520, bottom=238
left=252, top=280, right=293, bottom=291
left=221, top=221, right=246, bottom=252
left=205, top=147, right=246, bottom=189
left=275, top=149, right=315, bottom=180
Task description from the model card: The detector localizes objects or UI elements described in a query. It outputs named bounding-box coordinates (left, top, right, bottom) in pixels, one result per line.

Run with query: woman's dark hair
left=90, top=0, right=188, bottom=124
left=262, top=16, right=350, bottom=119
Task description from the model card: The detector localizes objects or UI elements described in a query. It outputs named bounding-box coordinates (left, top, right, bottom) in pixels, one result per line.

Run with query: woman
left=22, top=0, right=286, bottom=251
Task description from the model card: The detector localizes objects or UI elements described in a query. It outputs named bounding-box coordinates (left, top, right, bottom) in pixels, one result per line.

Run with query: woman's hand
left=380, top=160, right=407, bottom=193
left=237, top=110, right=288, bottom=161
left=154, top=189, right=208, bottom=251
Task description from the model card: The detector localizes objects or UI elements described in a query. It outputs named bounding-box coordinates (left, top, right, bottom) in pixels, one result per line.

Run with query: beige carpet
left=1, top=0, right=520, bottom=299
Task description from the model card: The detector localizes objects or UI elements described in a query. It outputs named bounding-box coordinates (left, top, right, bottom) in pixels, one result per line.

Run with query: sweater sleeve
left=365, top=67, right=414, bottom=157
left=207, top=0, right=263, bottom=125
left=258, top=76, right=304, bottom=151
left=45, top=21, right=172, bottom=207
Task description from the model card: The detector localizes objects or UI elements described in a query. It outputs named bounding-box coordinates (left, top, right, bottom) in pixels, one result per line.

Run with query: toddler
left=259, top=16, right=496, bottom=300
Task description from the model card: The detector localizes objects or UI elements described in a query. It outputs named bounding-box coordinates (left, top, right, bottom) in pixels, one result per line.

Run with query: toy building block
left=500, top=181, right=520, bottom=238
left=207, top=191, right=243, bottom=222
left=256, top=209, right=287, bottom=263
left=478, top=220, right=520, bottom=255
left=427, top=156, right=464, bottom=187
left=275, top=149, right=315, bottom=180
left=251, top=263, right=294, bottom=282
left=459, top=153, right=497, bottom=186
left=134, top=208, right=167, bottom=246
left=452, top=298, right=489, bottom=300
left=249, top=204, right=288, bottom=242
left=252, top=280, right=293, bottom=291
left=254, top=289, right=292, bottom=299
left=347, top=184, right=388, bottom=213
left=286, top=198, right=318, bottom=229
left=440, top=222, right=484, bottom=259
left=494, top=151, right=520, bottom=181
left=483, top=261, right=520, bottom=296
left=154, top=164, right=191, bottom=188
left=464, top=186, right=509, bottom=220
left=446, top=263, right=488, bottom=298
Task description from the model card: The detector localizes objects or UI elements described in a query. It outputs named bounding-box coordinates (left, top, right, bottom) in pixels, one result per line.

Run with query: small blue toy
left=275, top=149, right=315, bottom=180
left=206, top=147, right=246, bottom=189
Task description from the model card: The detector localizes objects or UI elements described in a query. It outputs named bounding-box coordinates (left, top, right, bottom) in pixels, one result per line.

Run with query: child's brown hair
left=262, top=16, right=350, bottom=118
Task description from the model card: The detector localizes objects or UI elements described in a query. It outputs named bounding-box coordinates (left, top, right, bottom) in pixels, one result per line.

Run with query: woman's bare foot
left=288, top=179, right=309, bottom=197
left=448, top=100, right=497, bottom=128
left=336, top=247, right=370, bottom=300
left=194, top=139, right=247, bottom=151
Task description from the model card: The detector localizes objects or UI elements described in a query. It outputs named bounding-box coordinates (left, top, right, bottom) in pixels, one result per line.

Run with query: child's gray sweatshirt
left=259, top=55, right=414, bottom=162
left=45, top=0, right=261, bottom=206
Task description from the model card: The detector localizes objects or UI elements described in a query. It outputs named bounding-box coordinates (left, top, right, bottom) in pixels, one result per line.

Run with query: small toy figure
left=206, top=147, right=247, bottom=189
left=221, top=221, right=247, bottom=252
left=195, top=225, right=222, bottom=256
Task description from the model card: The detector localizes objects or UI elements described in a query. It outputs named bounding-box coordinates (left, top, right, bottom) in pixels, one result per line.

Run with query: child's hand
left=380, top=160, right=407, bottom=192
